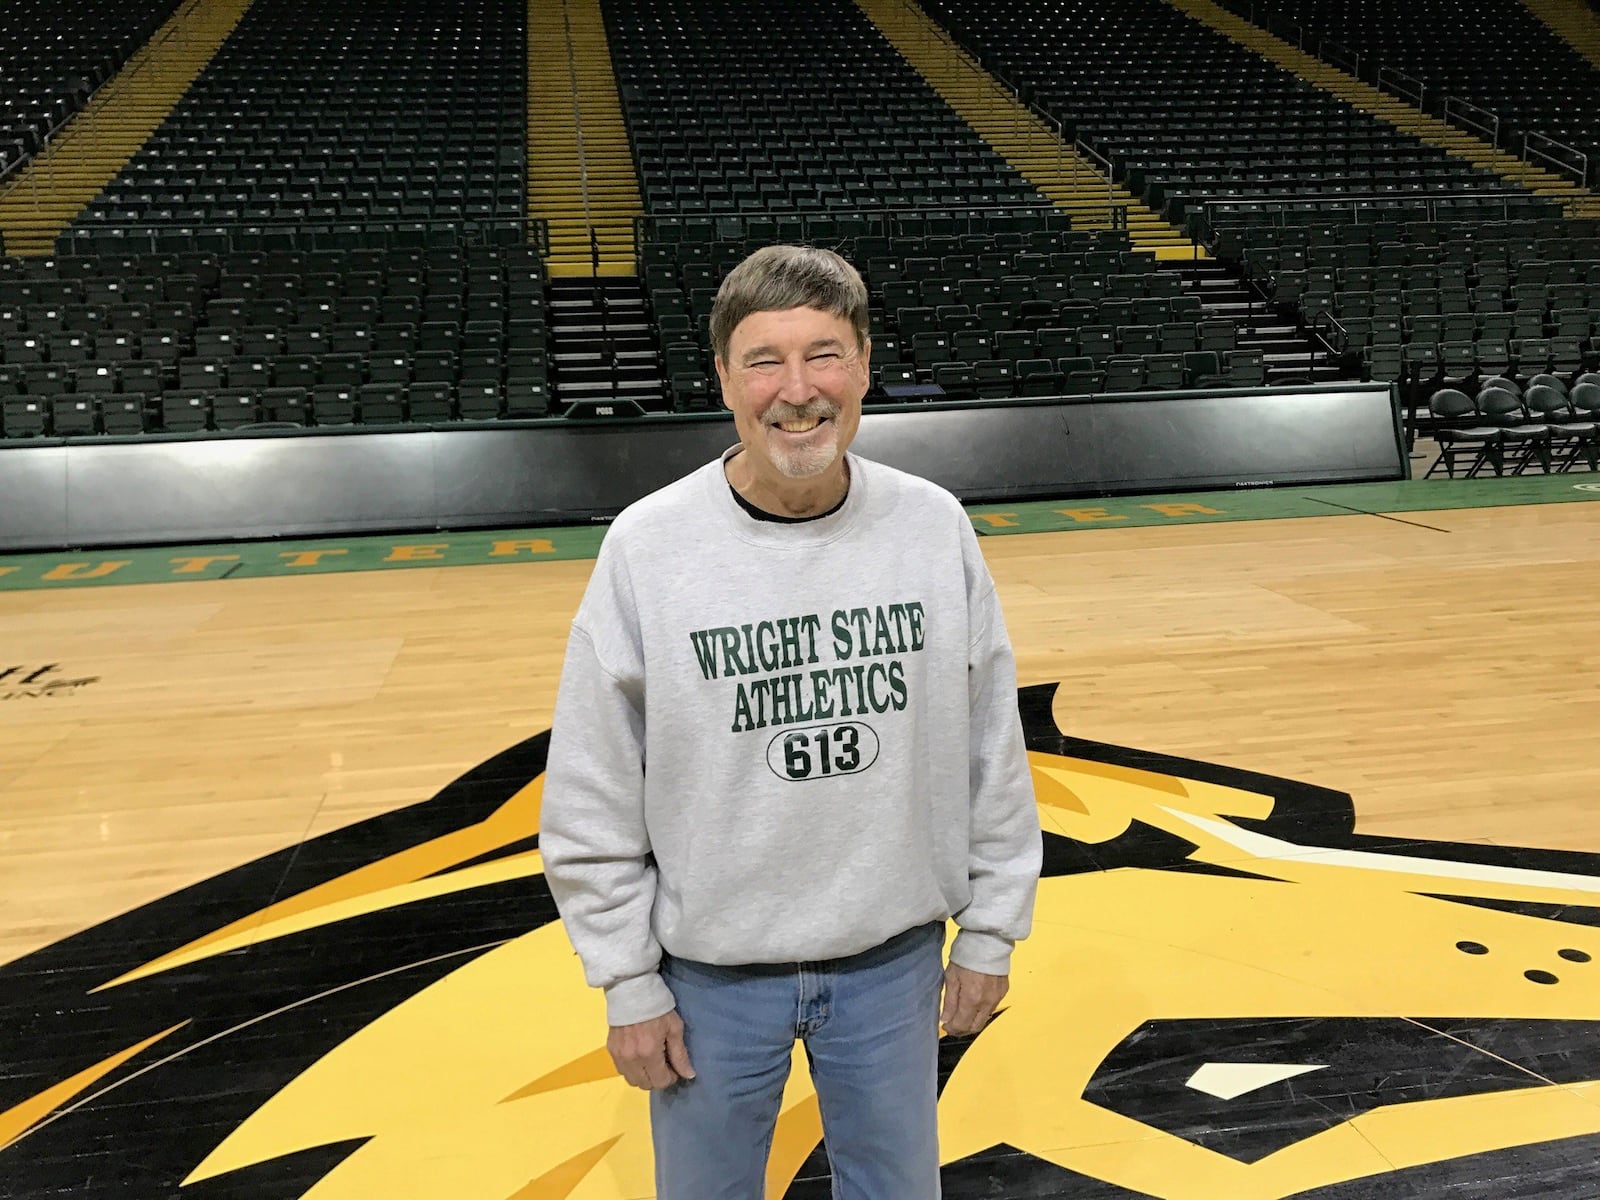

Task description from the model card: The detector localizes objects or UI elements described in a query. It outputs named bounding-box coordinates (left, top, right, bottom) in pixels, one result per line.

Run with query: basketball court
left=4, top=477, right=1600, bottom=1198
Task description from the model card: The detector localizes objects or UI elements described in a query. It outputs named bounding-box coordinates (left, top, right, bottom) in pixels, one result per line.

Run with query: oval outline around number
left=765, top=721, right=881, bottom=782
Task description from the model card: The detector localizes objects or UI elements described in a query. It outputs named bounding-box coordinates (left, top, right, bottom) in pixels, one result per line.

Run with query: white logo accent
left=1573, top=484, right=1600, bottom=492
left=1186, top=1062, right=1328, bottom=1101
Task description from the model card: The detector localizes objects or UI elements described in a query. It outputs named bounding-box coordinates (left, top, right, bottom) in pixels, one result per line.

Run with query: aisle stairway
left=1170, top=0, right=1600, bottom=218
left=856, top=0, right=1200, bottom=258
left=1160, top=260, right=1349, bottom=385
left=0, top=0, right=256, bottom=256
left=527, top=0, right=644, bottom=275
left=1519, top=0, right=1600, bottom=71
left=546, top=278, right=664, bottom=409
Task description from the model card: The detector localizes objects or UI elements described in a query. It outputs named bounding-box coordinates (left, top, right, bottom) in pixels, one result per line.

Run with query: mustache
left=763, top=399, right=840, bottom=425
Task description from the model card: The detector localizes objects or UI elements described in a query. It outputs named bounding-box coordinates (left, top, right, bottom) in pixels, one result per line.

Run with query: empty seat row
left=0, top=316, right=546, bottom=361
left=58, top=220, right=535, bottom=258
left=1366, top=336, right=1596, bottom=384
left=873, top=348, right=1266, bottom=398
left=0, top=380, right=552, bottom=439
left=0, top=349, right=547, bottom=392
left=69, top=0, right=523, bottom=240
left=0, top=244, right=551, bottom=436
left=605, top=0, right=1042, bottom=215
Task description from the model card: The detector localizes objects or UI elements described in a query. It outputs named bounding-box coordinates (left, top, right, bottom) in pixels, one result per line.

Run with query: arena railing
left=1523, top=131, right=1587, bottom=187
left=51, top=215, right=549, bottom=257
left=1192, top=189, right=1562, bottom=251
left=633, top=202, right=1070, bottom=261
left=1444, top=97, right=1502, bottom=149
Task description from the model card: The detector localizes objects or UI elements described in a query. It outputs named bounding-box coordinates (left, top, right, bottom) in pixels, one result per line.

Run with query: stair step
left=557, top=377, right=662, bottom=396
left=558, top=370, right=661, bottom=387
left=550, top=298, right=646, bottom=312
left=547, top=280, right=647, bottom=293
left=553, top=324, right=653, bottom=338
left=554, top=349, right=658, bottom=364
left=1156, top=256, right=1360, bottom=384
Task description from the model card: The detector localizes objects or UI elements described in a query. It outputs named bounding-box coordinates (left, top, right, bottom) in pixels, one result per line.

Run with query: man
left=541, top=245, right=1041, bottom=1198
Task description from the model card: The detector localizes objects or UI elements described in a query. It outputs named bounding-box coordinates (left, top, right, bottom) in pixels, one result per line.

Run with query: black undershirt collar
left=729, top=482, right=848, bottom=523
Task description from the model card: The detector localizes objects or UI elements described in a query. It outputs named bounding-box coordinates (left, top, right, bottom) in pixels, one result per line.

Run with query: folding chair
left=1424, top=389, right=1502, bottom=478
left=1477, top=385, right=1552, bottom=473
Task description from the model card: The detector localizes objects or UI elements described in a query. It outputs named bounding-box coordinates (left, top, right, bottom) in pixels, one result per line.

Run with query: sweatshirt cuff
left=604, top=971, right=677, bottom=1027
left=948, top=927, right=1015, bottom=976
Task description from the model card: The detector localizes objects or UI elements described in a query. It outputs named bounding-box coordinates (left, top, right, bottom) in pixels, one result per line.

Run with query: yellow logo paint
left=3, top=686, right=1599, bottom=1198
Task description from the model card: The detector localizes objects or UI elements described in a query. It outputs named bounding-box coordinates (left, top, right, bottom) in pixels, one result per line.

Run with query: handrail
left=1233, top=0, right=1307, bottom=48
left=1444, top=96, right=1501, bottom=148
left=57, top=214, right=546, bottom=254
left=560, top=0, right=598, bottom=276
left=0, top=106, right=79, bottom=189
left=1376, top=65, right=1425, bottom=108
left=1318, top=37, right=1361, bottom=79
left=0, top=0, right=212, bottom=205
left=894, top=0, right=1127, bottom=229
left=1071, top=135, right=1120, bottom=224
left=1042, top=111, right=1070, bottom=205
left=635, top=201, right=1063, bottom=244
left=1314, top=308, right=1349, bottom=356
left=1267, top=14, right=1307, bottom=49
left=1016, top=90, right=1085, bottom=211
left=1194, top=188, right=1551, bottom=237
left=1523, top=131, right=1587, bottom=186
left=1009, top=97, right=1122, bottom=228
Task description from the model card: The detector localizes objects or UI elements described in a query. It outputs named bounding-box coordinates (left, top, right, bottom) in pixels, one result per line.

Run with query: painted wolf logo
left=3, top=683, right=1600, bottom=1198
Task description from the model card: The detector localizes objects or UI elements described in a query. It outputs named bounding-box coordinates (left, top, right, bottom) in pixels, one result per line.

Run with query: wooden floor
left=4, top=498, right=1600, bottom=1197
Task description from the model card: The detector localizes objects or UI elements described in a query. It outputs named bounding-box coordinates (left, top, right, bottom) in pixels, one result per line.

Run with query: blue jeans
left=651, top=921, right=945, bottom=1200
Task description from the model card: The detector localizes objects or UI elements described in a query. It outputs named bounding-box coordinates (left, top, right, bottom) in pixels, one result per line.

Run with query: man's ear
left=714, top=356, right=732, bottom=411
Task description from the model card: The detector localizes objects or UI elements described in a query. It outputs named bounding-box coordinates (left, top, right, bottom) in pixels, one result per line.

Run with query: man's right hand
left=608, top=1009, right=696, bottom=1090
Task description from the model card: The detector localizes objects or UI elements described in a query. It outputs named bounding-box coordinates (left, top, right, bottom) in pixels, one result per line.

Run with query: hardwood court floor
left=3, top=497, right=1600, bottom=1198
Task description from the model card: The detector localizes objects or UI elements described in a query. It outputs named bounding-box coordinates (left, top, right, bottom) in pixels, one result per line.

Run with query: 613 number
left=765, top=721, right=880, bottom=782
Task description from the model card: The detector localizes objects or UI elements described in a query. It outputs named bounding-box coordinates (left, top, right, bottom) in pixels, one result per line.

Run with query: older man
left=541, top=245, right=1041, bottom=1199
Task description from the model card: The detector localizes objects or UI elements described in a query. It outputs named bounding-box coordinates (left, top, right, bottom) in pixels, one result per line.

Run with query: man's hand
left=940, top=962, right=1008, bottom=1037
left=608, top=1009, right=696, bottom=1090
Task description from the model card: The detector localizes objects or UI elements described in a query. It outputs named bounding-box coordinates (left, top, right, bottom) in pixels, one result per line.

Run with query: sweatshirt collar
left=709, top=446, right=867, bottom=548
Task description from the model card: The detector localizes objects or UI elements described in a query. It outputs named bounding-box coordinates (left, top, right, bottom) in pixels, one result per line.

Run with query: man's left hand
left=940, top=962, right=1008, bottom=1036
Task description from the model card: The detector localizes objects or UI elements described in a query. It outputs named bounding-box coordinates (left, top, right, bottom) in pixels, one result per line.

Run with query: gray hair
left=709, top=245, right=870, bottom=364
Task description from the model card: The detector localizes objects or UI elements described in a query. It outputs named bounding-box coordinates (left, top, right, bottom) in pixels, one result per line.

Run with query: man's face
left=715, top=306, right=871, bottom=481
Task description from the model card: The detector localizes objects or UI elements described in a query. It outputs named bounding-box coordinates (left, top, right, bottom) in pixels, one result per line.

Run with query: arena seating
left=642, top=209, right=1280, bottom=411
left=1220, top=0, right=1600, bottom=183
left=10, top=0, right=1595, bottom=452
left=0, top=0, right=184, bottom=182
left=606, top=0, right=1319, bottom=407
left=604, top=0, right=1039, bottom=214
left=66, top=0, right=524, bottom=246
left=0, top=0, right=551, bottom=439
left=917, top=0, right=1526, bottom=224
left=0, top=244, right=550, bottom=436
left=605, top=0, right=1051, bottom=408
left=1201, top=191, right=1600, bottom=462
left=1210, top=203, right=1593, bottom=382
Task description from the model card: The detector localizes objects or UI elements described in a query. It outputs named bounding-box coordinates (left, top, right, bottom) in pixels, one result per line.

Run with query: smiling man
left=716, top=291, right=863, bottom=517
left=541, top=245, right=1042, bottom=1199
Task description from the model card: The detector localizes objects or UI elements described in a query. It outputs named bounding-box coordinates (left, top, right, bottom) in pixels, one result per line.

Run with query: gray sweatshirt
left=541, top=451, right=1042, bottom=1027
